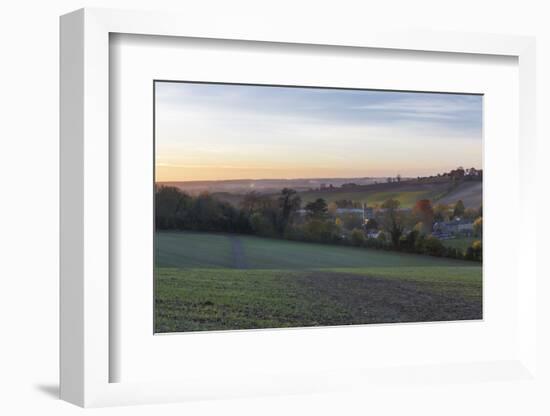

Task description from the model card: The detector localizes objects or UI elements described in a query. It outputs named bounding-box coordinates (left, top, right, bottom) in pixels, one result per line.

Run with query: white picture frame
left=60, top=7, right=538, bottom=408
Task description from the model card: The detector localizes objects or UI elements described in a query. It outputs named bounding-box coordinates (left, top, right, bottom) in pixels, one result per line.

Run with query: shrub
left=342, top=214, right=363, bottom=231
left=403, top=230, right=420, bottom=251
left=350, top=228, right=366, bottom=246
left=423, top=236, right=445, bottom=257
left=302, top=219, right=340, bottom=243
left=414, top=233, right=427, bottom=252
left=471, top=239, right=482, bottom=261
left=365, top=237, right=381, bottom=249
left=444, top=246, right=459, bottom=259
left=249, top=212, right=276, bottom=237
left=473, top=217, right=483, bottom=237
left=464, top=240, right=482, bottom=261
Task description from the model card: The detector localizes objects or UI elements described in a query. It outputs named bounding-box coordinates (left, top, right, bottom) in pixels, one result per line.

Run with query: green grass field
left=440, top=237, right=477, bottom=253
left=155, top=231, right=482, bottom=332
left=300, top=189, right=434, bottom=208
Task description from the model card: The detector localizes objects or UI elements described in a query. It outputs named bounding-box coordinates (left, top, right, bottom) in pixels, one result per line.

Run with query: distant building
left=377, top=207, right=412, bottom=214
left=336, top=208, right=364, bottom=215
left=334, top=202, right=374, bottom=220
left=432, top=217, right=474, bottom=239
left=366, top=230, right=381, bottom=239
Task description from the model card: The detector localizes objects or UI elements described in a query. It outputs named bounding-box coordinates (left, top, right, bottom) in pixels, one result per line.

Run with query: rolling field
left=300, top=189, right=434, bottom=208
left=437, top=182, right=483, bottom=209
left=155, top=231, right=482, bottom=332
left=210, top=180, right=482, bottom=209
left=299, top=181, right=482, bottom=208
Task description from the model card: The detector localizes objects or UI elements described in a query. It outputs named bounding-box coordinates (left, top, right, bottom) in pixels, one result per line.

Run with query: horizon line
left=154, top=171, right=480, bottom=184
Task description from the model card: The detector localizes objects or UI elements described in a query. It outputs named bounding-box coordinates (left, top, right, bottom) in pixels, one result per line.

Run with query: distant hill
left=437, top=182, right=482, bottom=208
left=158, top=177, right=385, bottom=194
left=158, top=177, right=482, bottom=210
left=298, top=180, right=482, bottom=209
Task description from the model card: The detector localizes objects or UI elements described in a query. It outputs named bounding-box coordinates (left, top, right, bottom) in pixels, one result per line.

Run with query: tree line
left=353, top=198, right=482, bottom=262
left=156, top=185, right=482, bottom=262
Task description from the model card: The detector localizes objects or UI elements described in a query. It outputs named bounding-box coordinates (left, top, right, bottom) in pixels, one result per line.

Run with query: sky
left=155, top=82, right=482, bottom=182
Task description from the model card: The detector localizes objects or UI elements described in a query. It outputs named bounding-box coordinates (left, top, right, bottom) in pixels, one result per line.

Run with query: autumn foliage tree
left=412, top=199, right=434, bottom=234
left=473, top=217, right=483, bottom=237
left=433, top=203, right=450, bottom=222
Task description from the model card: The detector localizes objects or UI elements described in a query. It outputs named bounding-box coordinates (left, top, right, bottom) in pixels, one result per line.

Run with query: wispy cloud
left=154, top=82, right=483, bottom=181
left=350, top=96, right=481, bottom=121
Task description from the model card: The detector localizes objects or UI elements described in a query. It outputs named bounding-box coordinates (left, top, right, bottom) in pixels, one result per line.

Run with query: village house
left=432, top=217, right=474, bottom=239
left=365, top=228, right=381, bottom=239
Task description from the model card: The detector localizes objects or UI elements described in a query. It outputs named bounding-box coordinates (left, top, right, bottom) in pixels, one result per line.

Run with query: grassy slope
left=155, top=231, right=482, bottom=332
left=438, top=182, right=482, bottom=208
left=211, top=180, right=482, bottom=209
left=441, top=237, right=478, bottom=252
left=156, top=231, right=234, bottom=268
left=240, top=233, right=471, bottom=269
left=299, top=180, right=481, bottom=208
left=300, top=189, right=432, bottom=208
left=157, top=231, right=471, bottom=270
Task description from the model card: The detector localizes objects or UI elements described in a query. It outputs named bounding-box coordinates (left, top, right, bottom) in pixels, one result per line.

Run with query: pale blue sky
left=155, top=82, right=482, bottom=181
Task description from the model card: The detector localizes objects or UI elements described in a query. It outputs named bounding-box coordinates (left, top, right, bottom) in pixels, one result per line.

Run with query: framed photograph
left=60, top=8, right=538, bottom=407
left=152, top=81, right=484, bottom=333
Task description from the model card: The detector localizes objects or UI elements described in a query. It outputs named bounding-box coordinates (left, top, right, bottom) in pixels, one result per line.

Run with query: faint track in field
left=228, top=235, right=248, bottom=269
